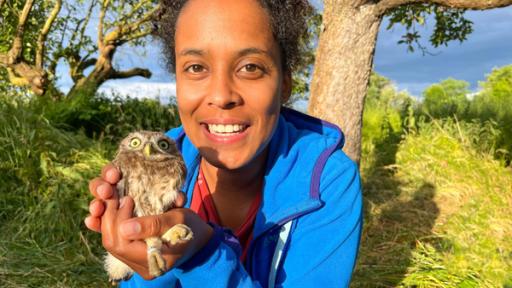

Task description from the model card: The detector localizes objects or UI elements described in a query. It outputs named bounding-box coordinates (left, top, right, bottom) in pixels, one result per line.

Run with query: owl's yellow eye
left=158, top=140, right=170, bottom=150
left=130, top=137, right=141, bottom=148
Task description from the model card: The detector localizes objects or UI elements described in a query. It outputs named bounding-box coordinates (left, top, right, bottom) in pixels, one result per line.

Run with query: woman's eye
left=238, top=63, right=265, bottom=79
left=241, top=64, right=259, bottom=73
left=186, top=64, right=205, bottom=73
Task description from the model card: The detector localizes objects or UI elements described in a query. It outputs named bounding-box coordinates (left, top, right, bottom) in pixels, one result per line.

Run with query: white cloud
left=98, top=81, right=177, bottom=104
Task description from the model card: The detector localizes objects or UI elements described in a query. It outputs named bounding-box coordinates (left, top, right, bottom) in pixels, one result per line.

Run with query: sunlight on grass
left=354, top=119, right=512, bottom=287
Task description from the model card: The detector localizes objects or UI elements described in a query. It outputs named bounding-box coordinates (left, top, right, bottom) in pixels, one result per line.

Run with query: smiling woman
left=85, top=0, right=363, bottom=287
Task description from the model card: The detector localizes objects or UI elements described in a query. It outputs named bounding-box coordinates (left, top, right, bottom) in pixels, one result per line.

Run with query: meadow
left=0, top=67, right=511, bottom=287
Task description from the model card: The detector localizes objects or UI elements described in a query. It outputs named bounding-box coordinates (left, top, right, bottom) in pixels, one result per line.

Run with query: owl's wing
left=115, top=168, right=128, bottom=199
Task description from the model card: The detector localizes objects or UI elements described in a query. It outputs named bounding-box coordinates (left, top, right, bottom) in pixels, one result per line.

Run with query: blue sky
left=63, top=2, right=512, bottom=101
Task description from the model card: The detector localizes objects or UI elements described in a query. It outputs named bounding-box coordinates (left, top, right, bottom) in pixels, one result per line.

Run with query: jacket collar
left=167, top=107, right=344, bottom=239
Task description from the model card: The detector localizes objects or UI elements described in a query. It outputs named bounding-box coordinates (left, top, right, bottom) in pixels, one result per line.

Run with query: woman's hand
left=85, top=164, right=212, bottom=280
left=85, top=163, right=187, bottom=232
left=101, top=196, right=214, bottom=279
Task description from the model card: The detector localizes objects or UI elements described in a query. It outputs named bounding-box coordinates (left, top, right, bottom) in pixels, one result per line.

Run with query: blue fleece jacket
left=120, top=108, right=363, bottom=288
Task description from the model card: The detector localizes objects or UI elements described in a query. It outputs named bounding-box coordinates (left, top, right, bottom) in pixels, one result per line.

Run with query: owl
left=104, top=131, right=193, bottom=283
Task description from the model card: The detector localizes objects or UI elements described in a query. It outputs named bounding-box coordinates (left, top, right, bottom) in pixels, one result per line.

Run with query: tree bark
left=308, top=2, right=382, bottom=164
left=67, top=45, right=151, bottom=99
left=308, top=0, right=512, bottom=165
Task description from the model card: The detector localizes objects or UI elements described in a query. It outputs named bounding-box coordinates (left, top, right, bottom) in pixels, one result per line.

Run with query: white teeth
left=208, top=124, right=245, bottom=134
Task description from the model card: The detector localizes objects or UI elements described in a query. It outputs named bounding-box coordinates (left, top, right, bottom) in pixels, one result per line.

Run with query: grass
left=0, top=95, right=112, bottom=287
left=353, top=119, right=512, bottom=287
left=0, top=91, right=510, bottom=287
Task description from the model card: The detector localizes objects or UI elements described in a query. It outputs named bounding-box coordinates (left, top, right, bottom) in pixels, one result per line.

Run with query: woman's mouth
left=201, top=122, right=250, bottom=143
left=207, top=124, right=248, bottom=135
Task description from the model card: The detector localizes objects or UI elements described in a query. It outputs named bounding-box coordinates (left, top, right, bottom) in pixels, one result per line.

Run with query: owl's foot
left=162, top=224, right=194, bottom=245
left=147, top=247, right=166, bottom=277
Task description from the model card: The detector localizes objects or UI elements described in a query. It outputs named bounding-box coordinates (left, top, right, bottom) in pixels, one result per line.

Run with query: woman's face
left=174, top=0, right=290, bottom=170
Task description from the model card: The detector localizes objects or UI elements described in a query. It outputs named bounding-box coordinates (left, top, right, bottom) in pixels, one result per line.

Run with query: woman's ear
left=281, top=70, right=292, bottom=104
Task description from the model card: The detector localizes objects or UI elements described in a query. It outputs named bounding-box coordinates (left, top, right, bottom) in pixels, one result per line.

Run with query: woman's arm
left=87, top=155, right=362, bottom=287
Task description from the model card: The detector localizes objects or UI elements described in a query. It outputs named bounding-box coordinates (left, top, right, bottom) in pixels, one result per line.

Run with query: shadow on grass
left=352, top=129, right=440, bottom=287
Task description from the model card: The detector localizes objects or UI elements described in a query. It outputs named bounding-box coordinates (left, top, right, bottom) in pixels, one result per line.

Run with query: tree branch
left=78, top=58, right=98, bottom=71
left=111, top=68, right=152, bottom=80
left=36, top=0, right=63, bottom=69
left=118, top=0, right=153, bottom=24
left=9, top=0, right=35, bottom=62
left=98, top=0, right=111, bottom=50
left=117, top=29, right=153, bottom=45
left=78, top=0, right=97, bottom=48
left=376, top=0, right=512, bottom=15
left=0, top=53, right=8, bottom=65
left=104, top=5, right=159, bottom=45
left=7, top=67, right=30, bottom=86
left=0, top=0, right=6, bottom=11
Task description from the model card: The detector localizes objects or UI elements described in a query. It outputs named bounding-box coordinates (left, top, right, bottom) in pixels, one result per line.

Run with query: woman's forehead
left=175, top=0, right=275, bottom=49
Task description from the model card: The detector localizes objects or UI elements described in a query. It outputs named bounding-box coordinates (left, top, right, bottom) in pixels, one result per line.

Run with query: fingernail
left=98, top=184, right=111, bottom=198
left=84, top=216, right=91, bottom=227
left=121, top=221, right=141, bottom=237
left=107, top=169, right=117, bottom=181
left=119, top=197, right=126, bottom=209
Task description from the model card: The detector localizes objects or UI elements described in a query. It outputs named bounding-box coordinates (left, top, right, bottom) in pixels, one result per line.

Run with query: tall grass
left=0, top=94, right=111, bottom=287
left=0, top=92, right=180, bottom=287
left=354, top=118, right=512, bottom=287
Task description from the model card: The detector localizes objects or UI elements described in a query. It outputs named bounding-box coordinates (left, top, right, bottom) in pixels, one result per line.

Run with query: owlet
left=104, top=131, right=193, bottom=283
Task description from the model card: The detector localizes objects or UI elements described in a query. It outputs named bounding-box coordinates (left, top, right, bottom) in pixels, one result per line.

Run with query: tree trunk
left=308, top=2, right=383, bottom=165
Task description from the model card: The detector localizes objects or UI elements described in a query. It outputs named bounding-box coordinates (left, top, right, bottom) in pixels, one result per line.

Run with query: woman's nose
left=207, top=72, right=243, bottom=109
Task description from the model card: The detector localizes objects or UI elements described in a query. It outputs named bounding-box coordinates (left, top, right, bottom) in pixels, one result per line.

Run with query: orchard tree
left=308, top=0, right=512, bottom=163
left=0, top=0, right=158, bottom=98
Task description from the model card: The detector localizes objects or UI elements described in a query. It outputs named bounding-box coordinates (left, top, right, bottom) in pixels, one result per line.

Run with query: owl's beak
left=143, top=143, right=152, bottom=157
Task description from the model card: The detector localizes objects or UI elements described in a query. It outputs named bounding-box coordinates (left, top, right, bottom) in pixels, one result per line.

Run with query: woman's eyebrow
left=179, top=49, right=204, bottom=56
left=178, top=47, right=271, bottom=58
left=237, top=48, right=271, bottom=58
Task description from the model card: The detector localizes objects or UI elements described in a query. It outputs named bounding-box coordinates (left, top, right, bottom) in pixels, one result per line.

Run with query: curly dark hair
left=153, top=0, right=314, bottom=73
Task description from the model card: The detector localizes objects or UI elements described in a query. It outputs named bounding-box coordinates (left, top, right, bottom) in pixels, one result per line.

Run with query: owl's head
left=118, top=131, right=180, bottom=162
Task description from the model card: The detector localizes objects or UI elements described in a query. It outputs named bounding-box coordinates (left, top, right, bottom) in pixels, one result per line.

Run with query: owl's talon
left=162, top=224, right=194, bottom=245
left=147, top=247, right=166, bottom=277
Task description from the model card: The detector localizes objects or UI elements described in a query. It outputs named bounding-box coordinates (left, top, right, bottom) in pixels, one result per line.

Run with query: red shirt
left=190, top=167, right=261, bottom=261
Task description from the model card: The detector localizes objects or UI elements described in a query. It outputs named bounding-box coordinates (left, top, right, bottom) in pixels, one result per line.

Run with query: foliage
left=467, top=66, right=512, bottom=164
left=386, top=3, right=473, bottom=54
left=0, top=0, right=157, bottom=96
left=0, top=94, right=110, bottom=287
left=287, top=10, right=322, bottom=105
left=421, top=78, right=470, bottom=118
left=417, top=66, right=512, bottom=164
left=355, top=118, right=512, bottom=287
left=0, top=89, right=183, bottom=286
left=33, top=91, right=181, bottom=143
left=361, top=73, right=416, bottom=168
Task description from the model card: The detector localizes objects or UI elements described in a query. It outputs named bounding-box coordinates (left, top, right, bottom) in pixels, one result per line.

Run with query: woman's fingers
left=101, top=163, right=121, bottom=184
left=89, top=177, right=116, bottom=200
left=119, top=214, right=171, bottom=240
left=89, top=199, right=105, bottom=217
left=84, top=215, right=101, bottom=233
left=118, top=196, right=135, bottom=221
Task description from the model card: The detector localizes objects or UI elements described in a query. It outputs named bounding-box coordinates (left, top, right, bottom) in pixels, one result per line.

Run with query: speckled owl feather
left=104, top=131, right=193, bottom=284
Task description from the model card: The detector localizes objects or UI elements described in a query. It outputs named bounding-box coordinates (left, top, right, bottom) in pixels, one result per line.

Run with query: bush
left=33, top=92, right=181, bottom=143
left=0, top=91, right=182, bottom=287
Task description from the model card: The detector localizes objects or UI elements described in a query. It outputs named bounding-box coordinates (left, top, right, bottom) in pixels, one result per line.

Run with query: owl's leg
left=161, top=224, right=194, bottom=245
left=104, top=252, right=133, bottom=285
left=146, top=237, right=166, bottom=277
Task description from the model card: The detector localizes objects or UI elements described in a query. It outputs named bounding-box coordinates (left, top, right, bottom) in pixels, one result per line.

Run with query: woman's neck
left=200, top=149, right=267, bottom=201
left=199, top=150, right=267, bottom=230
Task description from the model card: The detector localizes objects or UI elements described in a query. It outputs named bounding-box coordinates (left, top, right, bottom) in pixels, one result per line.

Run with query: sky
left=58, top=2, right=512, bottom=101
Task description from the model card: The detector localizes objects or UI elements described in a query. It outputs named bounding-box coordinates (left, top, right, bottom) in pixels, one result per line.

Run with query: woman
left=85, top=0, right=363, bottom=287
